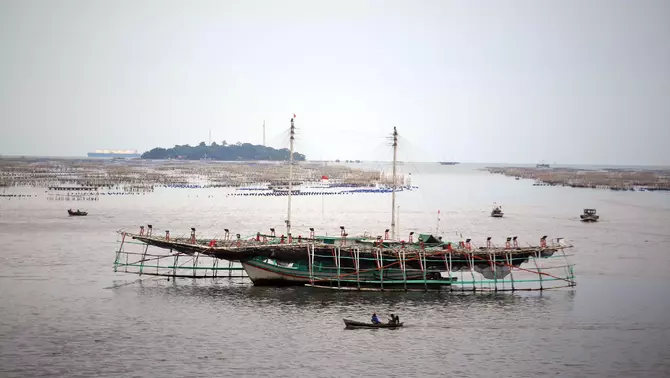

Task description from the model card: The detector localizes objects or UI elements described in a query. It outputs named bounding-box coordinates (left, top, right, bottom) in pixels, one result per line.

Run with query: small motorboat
left=68, top=209, right=88, bottom=216
left=491, top=206, right=504, bottom=218
left=580, top=208, right=599, bottom=222
left=343, top=319, right=403, bottom=329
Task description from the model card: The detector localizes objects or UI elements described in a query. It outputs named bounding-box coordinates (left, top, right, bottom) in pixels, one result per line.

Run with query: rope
left=469, top=253, right=575, bottom=285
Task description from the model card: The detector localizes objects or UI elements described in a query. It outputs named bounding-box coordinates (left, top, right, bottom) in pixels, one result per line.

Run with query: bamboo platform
left=123, top=226, right=571, bottom=262
left=115, top=225, right=575, bottom=291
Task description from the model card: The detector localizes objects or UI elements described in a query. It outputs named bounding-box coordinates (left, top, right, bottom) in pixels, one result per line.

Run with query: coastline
left=485, top=166, right=670, bottom=191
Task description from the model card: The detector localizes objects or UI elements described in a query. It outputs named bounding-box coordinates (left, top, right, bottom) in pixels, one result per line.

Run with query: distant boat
left=439, top=161, right=459, bottom=165
left=68, top=209, right=88, bottom=216
left=491, top=206, right=504, bottom=218
left=536, top=163, right=550, bottom=168
left=343, top=318, right=403, bottom=329
left=580, top=209, right=599, bottom=222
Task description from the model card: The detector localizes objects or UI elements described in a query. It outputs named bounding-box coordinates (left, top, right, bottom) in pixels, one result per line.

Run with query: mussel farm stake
left=336, top=246, right=341, bottom=289
left=172, top=251, right=178, bottom=277
left=402, top=250, right=407, bottom=291
left=355, top=247, right=360, bottom=290
left=492, top=253, right=498, bottom=292
left=506, top=252, right=516, bottom=291
left=380, top=248, right=384, bottom=291
left=532, top=250, right=544, bottom=290
left=139, top=244, right=149, bottom=275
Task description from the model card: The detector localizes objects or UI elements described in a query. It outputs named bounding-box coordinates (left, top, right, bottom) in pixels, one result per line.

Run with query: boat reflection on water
left=120, top=276, right=575, bottom=312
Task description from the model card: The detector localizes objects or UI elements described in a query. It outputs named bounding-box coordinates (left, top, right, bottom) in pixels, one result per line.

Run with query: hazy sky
left=1, top=0, right=668, bottom=164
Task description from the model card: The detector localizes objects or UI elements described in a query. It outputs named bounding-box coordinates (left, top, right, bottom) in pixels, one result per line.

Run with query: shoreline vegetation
left=141, top=141, right=306, bottom=161
left=486, top=166, right=670, bottom=191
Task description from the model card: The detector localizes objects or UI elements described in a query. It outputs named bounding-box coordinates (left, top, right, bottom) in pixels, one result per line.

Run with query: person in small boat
left=371, top=313, right=381, bottom=324
left=388, top=313, right=396, bottom=325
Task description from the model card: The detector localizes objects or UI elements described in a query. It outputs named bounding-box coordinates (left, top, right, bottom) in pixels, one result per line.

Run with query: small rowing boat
left=343, top=319, right=403, bottom=329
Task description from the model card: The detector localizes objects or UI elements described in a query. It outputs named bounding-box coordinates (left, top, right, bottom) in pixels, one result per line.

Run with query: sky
left=0, top=0, right=668, bottom=165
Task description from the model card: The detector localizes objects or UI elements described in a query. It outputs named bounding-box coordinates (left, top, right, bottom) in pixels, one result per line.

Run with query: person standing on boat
left=371, top=313, right=381, bottom=324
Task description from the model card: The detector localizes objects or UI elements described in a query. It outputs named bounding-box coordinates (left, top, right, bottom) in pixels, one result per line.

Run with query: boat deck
left=125, top=231, right=571, bottom=262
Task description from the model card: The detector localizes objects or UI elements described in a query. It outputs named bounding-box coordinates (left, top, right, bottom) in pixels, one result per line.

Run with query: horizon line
left=0, top=154, right=668, bottom=168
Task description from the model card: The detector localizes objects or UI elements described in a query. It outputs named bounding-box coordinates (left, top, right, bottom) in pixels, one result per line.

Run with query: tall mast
left=262, top=120, right=266, bottom=146
left=208, top=129, right=211, bottom=145
left=397, top=205, right=400, bottom=239
left=286, top=117, right=295, bottom=236
left=391, top=126, right=398, bottom=240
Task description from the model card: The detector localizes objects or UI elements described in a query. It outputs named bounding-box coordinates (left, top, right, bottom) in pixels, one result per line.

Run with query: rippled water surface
left=1, top=163, right=669, bottom=377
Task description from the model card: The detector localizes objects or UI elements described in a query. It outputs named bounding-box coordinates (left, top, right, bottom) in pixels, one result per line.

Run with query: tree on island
left=141, top=141, right=306, bottom=161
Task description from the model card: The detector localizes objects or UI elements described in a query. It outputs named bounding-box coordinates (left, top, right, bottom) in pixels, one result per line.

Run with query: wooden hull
left=241, top=258, right=445, bottom=287
left=343, top=319, right=403, bottom=329
left=240, top=261, right=307, bottom=286
left=491, top=213, right=503, bottom=218
left=68, top=211, right=88, bottom=216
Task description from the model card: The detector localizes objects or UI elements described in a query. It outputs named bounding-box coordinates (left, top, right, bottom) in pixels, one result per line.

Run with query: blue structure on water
left=87, top=150, right=141, bottom=159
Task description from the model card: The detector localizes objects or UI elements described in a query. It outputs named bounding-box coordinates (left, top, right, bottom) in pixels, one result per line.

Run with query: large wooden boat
left=68, top=209, right=88, bottom=216
left=121, top=224, right=573, bottom=290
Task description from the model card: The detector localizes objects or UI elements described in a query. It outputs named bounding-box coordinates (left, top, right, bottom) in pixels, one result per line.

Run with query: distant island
left=141, top=141, right=306, bottom=161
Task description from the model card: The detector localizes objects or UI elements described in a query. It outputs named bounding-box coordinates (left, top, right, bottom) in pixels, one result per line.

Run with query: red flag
left=293, top=113, right=296, bottom=118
